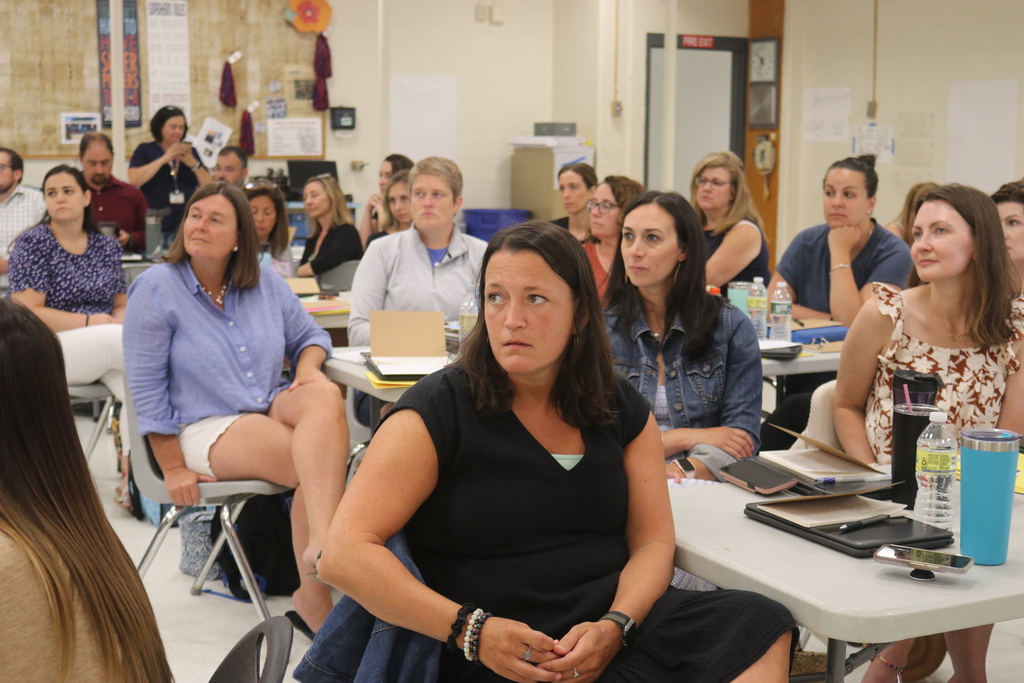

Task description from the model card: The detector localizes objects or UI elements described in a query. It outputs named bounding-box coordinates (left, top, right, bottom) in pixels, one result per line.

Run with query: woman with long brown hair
left=0, top=298, right=172, bottom=682
left=835, top=184, right=1023, bottom=681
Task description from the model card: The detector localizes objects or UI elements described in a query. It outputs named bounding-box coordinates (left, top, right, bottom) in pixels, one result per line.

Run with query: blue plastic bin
left=463, top=209, right=531, bottom=242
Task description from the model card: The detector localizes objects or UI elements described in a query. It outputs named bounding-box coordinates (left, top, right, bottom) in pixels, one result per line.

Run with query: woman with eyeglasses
left=690, top=152, right=770, bottom=287
left=358, top=154, right=415, bottom=247
left=606, top=191, right=761, bottom=483
left=552, top=162, right=598, bottom=243
left=585, top=175, right=646, bottom=301
left=365, top=169, right=413, bottom=249
left=297, top=175, right=363, bottom=278
left=128, top=105, right=212, bottom=247
left=245, top=181, right=294, bottom=278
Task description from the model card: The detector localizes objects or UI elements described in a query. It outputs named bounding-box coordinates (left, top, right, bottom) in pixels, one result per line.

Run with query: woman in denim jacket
left=605, top=191, right=762, bottom=482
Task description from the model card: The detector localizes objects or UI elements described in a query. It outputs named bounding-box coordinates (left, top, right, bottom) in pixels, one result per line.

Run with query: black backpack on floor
left=209, top=491, right=301, bottom=599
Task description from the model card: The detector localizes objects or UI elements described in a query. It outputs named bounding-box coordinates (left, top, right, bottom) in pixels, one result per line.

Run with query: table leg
left=825, top=639, right=846, bottom=683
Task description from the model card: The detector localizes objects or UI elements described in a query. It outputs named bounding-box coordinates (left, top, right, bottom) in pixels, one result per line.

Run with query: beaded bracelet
left=463, top=608, right=492, bottom=663
left=446, top=603, right=475, bottom=652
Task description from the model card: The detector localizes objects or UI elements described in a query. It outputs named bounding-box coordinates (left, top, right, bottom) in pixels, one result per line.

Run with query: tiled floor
left=83, top=409, right=1023, bottom=682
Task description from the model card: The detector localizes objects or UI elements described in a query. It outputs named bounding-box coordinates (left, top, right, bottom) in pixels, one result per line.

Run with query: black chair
left=209, top=615, right=294, bottom=683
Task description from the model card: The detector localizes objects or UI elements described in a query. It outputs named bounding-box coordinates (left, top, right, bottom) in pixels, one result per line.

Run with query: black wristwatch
left=600, top=611, right=636, bottom=649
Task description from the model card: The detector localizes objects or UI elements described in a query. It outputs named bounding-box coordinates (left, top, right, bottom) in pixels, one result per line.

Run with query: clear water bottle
left=458, top=284, right=479, bottom=345
left=913, top=411, right=958, bottom=531
left=769, top=281, right=792, bottom=341
left=747, top=277, right=768, bottom=340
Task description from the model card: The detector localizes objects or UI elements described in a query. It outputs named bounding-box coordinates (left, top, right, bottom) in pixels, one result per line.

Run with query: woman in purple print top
left=7, top=165, right=127, bottom=404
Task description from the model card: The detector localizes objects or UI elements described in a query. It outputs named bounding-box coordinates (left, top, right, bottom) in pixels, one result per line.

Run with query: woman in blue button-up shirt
left=123, top=182, right=347, bottom=635
left=605, top=191, right=762, bottom=482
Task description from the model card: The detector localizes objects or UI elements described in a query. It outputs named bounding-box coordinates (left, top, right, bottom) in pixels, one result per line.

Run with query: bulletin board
left=4, top=0, right=325, bottom=157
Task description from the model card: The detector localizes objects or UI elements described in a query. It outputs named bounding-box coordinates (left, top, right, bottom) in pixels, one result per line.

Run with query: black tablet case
left=744, top=503, right=954, bottom=558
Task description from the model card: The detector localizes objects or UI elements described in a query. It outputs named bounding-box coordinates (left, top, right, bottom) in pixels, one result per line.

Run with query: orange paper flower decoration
left=287, top=0, right=332, bottom=33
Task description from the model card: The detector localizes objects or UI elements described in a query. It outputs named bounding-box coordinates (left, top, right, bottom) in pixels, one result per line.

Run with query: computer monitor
left=287, top=160, right=338, bottom=199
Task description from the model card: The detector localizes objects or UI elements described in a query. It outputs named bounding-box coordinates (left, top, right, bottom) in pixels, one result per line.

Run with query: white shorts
left=178, top=415, right=245, bottom=477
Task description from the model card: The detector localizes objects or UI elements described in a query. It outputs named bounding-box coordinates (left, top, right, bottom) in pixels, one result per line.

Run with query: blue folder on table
left=791, top=325, right=849, bottom=345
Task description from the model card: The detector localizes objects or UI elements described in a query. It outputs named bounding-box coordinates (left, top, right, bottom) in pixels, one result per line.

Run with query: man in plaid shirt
left=0, top=148, right=46, bottom=290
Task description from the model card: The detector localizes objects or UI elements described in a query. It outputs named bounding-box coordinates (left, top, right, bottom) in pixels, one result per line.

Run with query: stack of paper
left=760, top=426, right=891, bottom=484
left=756, top=494, right=906, bottom=528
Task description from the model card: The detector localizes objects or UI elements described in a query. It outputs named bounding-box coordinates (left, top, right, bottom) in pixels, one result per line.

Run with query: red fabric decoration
left=314, top=34, right=332, bottom=78
left=219, top=61, right=237, bottom=107
left=240, top=111, right=255, bottom=155
left=312, top=33, right=331, bottom=111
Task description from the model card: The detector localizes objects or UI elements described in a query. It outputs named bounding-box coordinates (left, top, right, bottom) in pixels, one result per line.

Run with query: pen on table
left=839, top=514, right=891, bottom=533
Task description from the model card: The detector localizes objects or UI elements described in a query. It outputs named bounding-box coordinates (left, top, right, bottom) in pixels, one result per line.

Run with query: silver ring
left=524, top=647, right=531, bottom=662
left=573, top=667, right=580, bottom=678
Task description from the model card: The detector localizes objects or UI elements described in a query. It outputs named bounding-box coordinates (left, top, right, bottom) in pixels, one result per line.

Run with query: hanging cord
left=869, top=0, right=879, bottom=117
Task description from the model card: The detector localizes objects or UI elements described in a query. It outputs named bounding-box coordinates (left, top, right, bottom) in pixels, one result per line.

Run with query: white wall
left=778, top=0, right=1024, bottom=255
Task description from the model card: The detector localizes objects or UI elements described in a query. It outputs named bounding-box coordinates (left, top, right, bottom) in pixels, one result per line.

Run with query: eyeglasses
left=586, top=199, right=619, bottom=215
left=696, top=177, right=730, bottom=189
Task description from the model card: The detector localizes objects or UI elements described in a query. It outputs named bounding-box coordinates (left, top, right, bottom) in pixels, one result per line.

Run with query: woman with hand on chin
left=314, top=222, right=794, bottom=683
left=347, top=157, right=487, bottom=347
left=770, top=155, right=912, bottom=326
left=690, top=151, right=770, bottom=288
left=552, top=162, right=597, bottom=242
left=8, top=165, right=127, bottom=404
left=297, top=174, right=363, bottom=278
left=834, top=184, right=1023, bottom=683
left=365, top=169, right=413, bottom=248
left=605, top=191, right=762, bottom=483
left=123, top=183, right=348, bottom=638
left=584, top=175, right=645, bottom=301
left=357, top=154, right=414, bottom=247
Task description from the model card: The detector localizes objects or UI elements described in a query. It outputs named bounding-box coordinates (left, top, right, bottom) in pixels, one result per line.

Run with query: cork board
left=2, top=0, right=324, bottom=157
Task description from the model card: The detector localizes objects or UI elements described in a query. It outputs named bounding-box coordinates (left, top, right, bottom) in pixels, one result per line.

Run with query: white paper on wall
left=266, top=118, right=323, bottom=157
left=802, top=87, right=851, bottom=143
left=146, top=0, right=190, bottom=120
left=192, top=117, right=233, bottom=167
left=946, top=79, right=1018, bottom=193
left=390, top=75, right=457, bottom=161
left=852, top=124, right=894, bottom=164
left=552, top=147, right=596, bottom=190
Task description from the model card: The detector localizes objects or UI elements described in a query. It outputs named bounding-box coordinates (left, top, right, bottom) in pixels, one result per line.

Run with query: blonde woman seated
left=123, top=183, right=349, bottom=636
left=297, top=174, right=363, bottom=278
left=690, top=151, right=770, bottom=287
left=834, top=184, right=1024, bottom=682
left=0, top=299, right=172, bottom=683
left=883, top=181, right=938, bottom=246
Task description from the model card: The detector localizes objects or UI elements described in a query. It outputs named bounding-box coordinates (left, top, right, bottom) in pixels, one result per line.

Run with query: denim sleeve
left=276, top=272, right=332, bottom=368
left=347, top=240, right=389, bottom=347
left=123, top=272, right=179, bottom=436
left=718, top=307, right=763, bottom=452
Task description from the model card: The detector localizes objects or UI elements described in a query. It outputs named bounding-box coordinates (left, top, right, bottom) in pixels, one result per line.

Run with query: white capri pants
left=58, top=323, right=130, bottom=448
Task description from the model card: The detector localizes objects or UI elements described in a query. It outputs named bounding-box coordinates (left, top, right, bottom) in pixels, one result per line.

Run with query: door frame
left=644, top=33, right=748, bottom=188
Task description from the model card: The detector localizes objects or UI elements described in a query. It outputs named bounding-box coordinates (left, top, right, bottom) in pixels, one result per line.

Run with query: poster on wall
left=61, top=113, right=102, bottom=144
left=146, top=0, right=190, bottom=120
left=266, top=118, right=323, bottom=157
left=96, top=0, right=142, bottom=127
left=802, top=87, right=851, bottom=144
left=192, top=117, right=233, bottom=167
left=852, top=124, right=894, bottom=164
left=946, top=79, right=1018, bottom=193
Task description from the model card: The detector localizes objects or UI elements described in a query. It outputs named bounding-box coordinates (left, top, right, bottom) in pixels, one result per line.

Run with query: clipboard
left=743, top=503, right=953, bottom=557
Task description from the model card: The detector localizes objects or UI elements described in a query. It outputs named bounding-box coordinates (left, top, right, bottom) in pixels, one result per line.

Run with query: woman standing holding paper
left=834, top=184, right=1024, bottom=682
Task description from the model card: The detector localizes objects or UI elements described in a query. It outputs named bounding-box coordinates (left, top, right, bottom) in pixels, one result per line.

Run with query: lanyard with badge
left=169, top=159, right=185, bottom=205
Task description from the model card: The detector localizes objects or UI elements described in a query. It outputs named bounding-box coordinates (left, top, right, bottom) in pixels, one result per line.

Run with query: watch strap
left=674, top=458, right=696, bottom=479
left=600, top=611, right=629, bottom=630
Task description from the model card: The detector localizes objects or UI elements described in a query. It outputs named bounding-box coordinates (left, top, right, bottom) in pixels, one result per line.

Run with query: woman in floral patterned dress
left=834, top=183, right=1024, bottom=682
